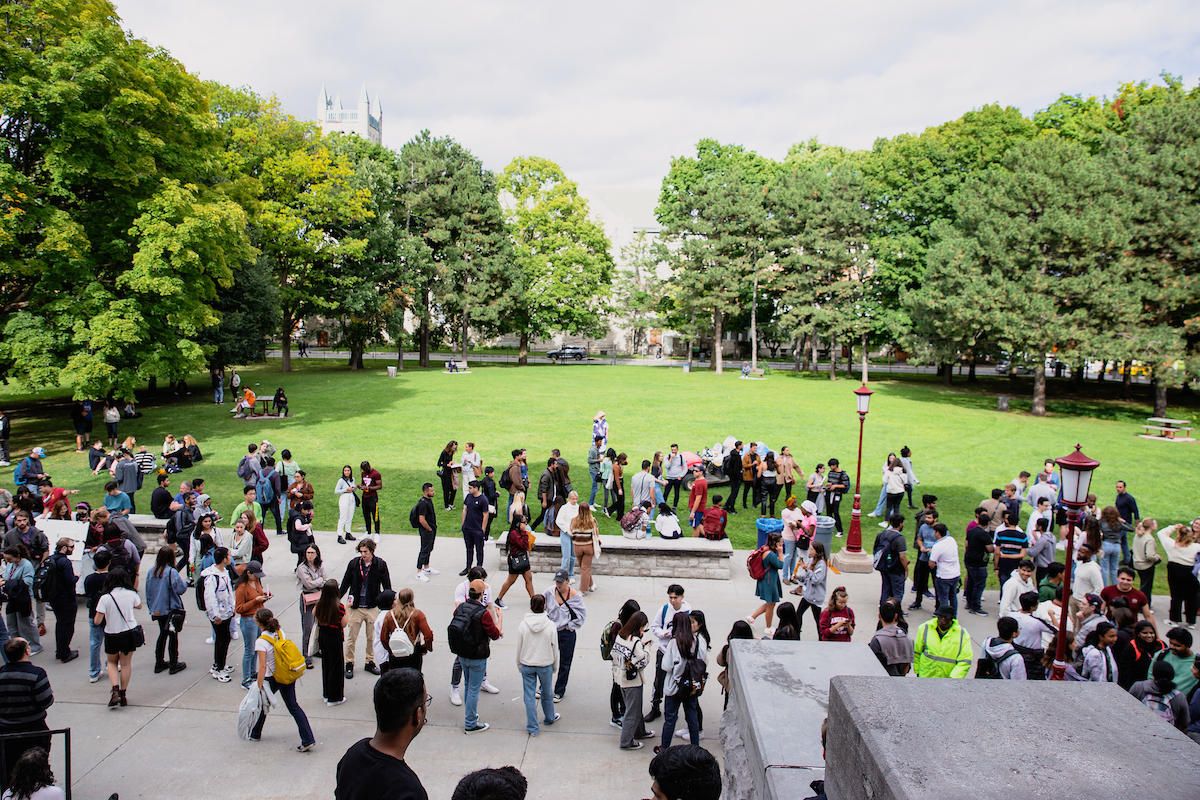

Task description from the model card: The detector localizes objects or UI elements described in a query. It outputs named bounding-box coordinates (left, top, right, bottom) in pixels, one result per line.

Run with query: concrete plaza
left=41, top=528, right=1101, bottom=799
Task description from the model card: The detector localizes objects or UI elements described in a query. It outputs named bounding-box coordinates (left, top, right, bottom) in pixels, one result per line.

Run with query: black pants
left=1167, top=562, right=1199, bottom=624
left=463, top=530, right=485, bottom=569
left=796, top=599, right=821, bottom=633
left=609, top=483, right=624, bottom=519
left=417, top=530, right=436, bottom=569
left=827, top=497, right=844, bottom=533
left=0, top=438, right=8, bottom=463
left=911, top=559, right=931, bottom=602
left=650, top=650, right=666, bottom=706
left=262, top=499, right=283, bottom=535
left=666, top=478, right=683, bottom=507
left=742, top=479, right=756, bottom=508
left=905, top=483, right=915, bottom=508
left=1137, top=564, right=1157, bottom=608
left=155, top=613, right=181, bottom=666
left=554, top=628, right=576, bottom=697
left=760, top=479, right=780, bottom=516
left=885, top=492, right=903, bottom=519
left=126, top=491, right=136, bottom=514
left=530, top=504, right=550, bottom=530
left=724, top=477, right=741, bottom=511
left=318, top=626, right=344, bottom=701
left=175, top=537, right=191, bottom=575
left=0, top=720, right=49, bottom=787
left=610, top=681, right=625, bottom=722
left=50, top=598, right=76, bottom=659
left=440, top=472, right=456, bottom=508
left=212, top=618, right=232, bottom=669
left=362, top=495, right=379, bottom=535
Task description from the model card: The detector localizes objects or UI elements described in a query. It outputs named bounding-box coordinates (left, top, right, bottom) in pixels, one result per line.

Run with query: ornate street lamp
left=831, top=384, right=875, bottom=572
left=1049, top=444, right=1101, bottom=681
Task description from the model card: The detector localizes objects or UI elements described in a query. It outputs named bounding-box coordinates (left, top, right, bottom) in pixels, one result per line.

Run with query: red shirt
left=361, top=469, right=382, bottom=499
left=42, top=487, right=68, bottom=510
left=688, top=477, right=708, bottom=512
left=1100, top=585, right=1149, bottom=617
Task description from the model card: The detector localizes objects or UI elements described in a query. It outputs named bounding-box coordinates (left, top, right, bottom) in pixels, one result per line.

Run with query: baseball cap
left=468, top=579, right=486, bottom=597
left=244, top=560, right=265, bottom=577
left=31, top=447, right=45, bottom=458
left=554, top=569, right=569, bottom=583
left=1084, top=593, right=1103, bottom=609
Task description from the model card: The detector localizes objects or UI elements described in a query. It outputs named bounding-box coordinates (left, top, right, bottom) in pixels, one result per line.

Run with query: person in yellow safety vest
left=913, top=605, right=974, bottom=678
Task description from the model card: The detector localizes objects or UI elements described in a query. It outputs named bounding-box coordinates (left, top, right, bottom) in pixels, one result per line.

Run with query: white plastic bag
left=237, top=685, right=275, bottom=740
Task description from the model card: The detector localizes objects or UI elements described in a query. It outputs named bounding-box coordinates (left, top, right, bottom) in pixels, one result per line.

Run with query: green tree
left=499, top=156, right=614, bottom=364
left=612, top=231, right=666, bottom=355
left=0, top=0, right=251, bottom=397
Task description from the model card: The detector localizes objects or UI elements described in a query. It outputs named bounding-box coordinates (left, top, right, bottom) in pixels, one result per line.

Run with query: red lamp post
left=1049, top=444, right=1101, bottom=681
left=843, top=384, right=874, bottom=554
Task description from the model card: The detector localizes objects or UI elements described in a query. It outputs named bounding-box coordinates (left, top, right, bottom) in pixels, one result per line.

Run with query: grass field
left=2, top=360, right=1196, bottom=592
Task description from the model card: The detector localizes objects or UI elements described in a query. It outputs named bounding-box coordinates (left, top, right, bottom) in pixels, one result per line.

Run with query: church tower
left=316, top=83, right=382, bottom=144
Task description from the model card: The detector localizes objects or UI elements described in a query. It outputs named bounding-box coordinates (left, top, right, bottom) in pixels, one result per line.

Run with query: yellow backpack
left=259, top=631, right=306, bottom=685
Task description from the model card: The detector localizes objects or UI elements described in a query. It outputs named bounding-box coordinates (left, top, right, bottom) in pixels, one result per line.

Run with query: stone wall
left=502, top=534, right=732, bottom=580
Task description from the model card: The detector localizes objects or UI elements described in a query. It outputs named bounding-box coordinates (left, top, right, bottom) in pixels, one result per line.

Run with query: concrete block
left=826, top=677, right=1200, bottom=800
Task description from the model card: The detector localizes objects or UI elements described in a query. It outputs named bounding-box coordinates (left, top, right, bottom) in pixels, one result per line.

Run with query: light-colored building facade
left=316, top=84, right=382, bottom=144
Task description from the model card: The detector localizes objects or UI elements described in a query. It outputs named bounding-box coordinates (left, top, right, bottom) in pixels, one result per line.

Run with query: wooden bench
left=1140, top=417, right=1194, bottom=442
left=740, top=367, right=766, bottom=380
left=493, top=532, right=733, bottom=579
left=443, top=360, right=471, bottom=374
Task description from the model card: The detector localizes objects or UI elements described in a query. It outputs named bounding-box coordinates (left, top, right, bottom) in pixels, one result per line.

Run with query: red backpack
left=747, top=546, right=769, bottom=580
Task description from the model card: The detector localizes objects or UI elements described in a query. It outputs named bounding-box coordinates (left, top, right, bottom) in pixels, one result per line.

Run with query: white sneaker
left=675, top=729, right=705, bottom=740
left=450, top=685, right=463, bottom=706
left=415, top=572, right=430, bottom=582
left=205, top=636, right=214, bottom=645
left=211, top=668, right=231, bottom=683
left=481, top=680, right=500, bottom=694
left=326, top=698, right=348, bottom=707
left=426, top=568, right=440, bottom=575
left=221, top=665, right=235, bottom=675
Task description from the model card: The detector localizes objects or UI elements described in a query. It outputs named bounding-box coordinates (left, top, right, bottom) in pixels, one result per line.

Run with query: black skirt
left=105, top=629, right=139, bottom=655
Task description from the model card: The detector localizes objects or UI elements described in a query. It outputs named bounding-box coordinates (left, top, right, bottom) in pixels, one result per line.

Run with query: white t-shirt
left=96, top=588, right=142, bottom=634
left=255, top=629, right=285, bottom=677
left=3, top=786, right=65, bottom=800
left=453, top=580, right=491, bottom=607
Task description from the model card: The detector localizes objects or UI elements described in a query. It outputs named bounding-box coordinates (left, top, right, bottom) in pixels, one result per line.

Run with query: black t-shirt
left=335, top=738, right=427, bottom=800
left=415, top=496, right=437, bottom=533
left=873, top=529, right=906, bottom=575
left=150, top=487, right=173, bottom=519
left=963, top=524, right=993, bottom=568
left=83, top=571, right=107, bottom=614
left=461, top=493, right=488, bottom=534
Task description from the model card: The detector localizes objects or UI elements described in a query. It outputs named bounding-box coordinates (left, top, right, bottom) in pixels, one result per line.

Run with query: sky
left=114, top=0, right=1200, bottom=245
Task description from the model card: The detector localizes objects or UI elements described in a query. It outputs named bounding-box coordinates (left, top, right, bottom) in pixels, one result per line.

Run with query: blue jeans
left=240, top=616, right=258, bottom=684
left=661, top=692, right=700, bottom=749
left=214, top=383, right=224, bottom=403
left=870, top=485, right=887, bottom=515
left=880, top=572, right=906, bottom=606
left=588, top=473, right=600, bottom=506
left=460, top=656, right=487, bottom=729
left=934, top=576, right=961, bottom=617
left=520, top=664, right=556, bottom=734
left=964, top=566, right=988, bottom=612
left=251, top=677, right=315, bottom=746
left=559, top=532, right=575, bottom=578
left=782, top=539, right=798, bottom=580
left=88, top=620, right=104, bottom=677
left=1099, top=542, right=1121, bottom=586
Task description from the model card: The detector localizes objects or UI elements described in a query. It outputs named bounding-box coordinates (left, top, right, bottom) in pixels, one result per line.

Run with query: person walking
left=722, top=441, right=743, bottom=515
left=825, top=458, right=850, bottom=536
left=757, top=452, right=779, bottom=517
left=898, top=446, right=919, bottom=509
left=663, top=445, right=686, bottom=508
left=359, top=461, right=382, bottom=540
left=234, top=561, right=270, bottom=688
left=554, top=491, right=579, bottom=580
left=296, top=545, right=325, bottom=668
left=586, top=436, right=604, bottom=507
left=379, top=588, right=433, bottom=675
left=611, top=610, right=655, bottom=749
left=93, top=567, right=142, bottom=707
left=747, top=532, right=784, bottom=633
left=804, top=462, right=825, bottom=513
left=202, top=547, right=236, bottom=683
left=3, top=547, right=39, bottom=654
left=413, top=483, right=438, bottom=582
left=494, top=514, right=535, bottom=609
left=459, top=481, right=490, bottom=577
left=249, top=608, right=316, bottom=751
left=646, top=585, right=690, bottom=723
left=314, top=579, right=347, bottom=706
left=544, top=570, right=586, bottom=701
left=0, top=638, right=53, bottom=779
left=790, top=542, right=828, bottom=637
left=1098, top=505, right=1133, bottom=586
left=45, top=538, right=78, bottom=663
left=82, top=549, right=111, bottom=683
left=776, top=446, right=799, bottom=503
left=571, top=504, right=602, bottom=594
left=144, top=546, right=186, bottom=675
left=873, top=515, right=909, bottom=606
left=335, top=466, right=358, bottom=546
left=437, top=441, right=459, bottom=511
left=883, top=462, right=907, bottom=520
left=449, top=579, right=501, bottom=734
left=1158, top=520, right=1200, bottom=627
left=516, top=594, right=559, bottom=737
left=658, top=610, right=706, bottom=750
left=339, top=539, right=391, bottom=679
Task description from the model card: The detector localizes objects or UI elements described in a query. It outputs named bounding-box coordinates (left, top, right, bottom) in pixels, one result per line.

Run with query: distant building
left=316, top=84, right=382, bottom=144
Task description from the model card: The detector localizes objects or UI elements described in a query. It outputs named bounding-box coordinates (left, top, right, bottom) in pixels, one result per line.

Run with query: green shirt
left=232, top=501, right=263, bottom=524
left=1037, top=576, right=1060, bottom=603
left=1155, top=650, right=1198, bottom=697
left=281, top=460, right=300, bottom=480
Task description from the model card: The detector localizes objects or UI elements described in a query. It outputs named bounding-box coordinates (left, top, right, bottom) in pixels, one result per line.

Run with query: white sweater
left=1158, top=526, right=1200, bottom=567
left=516, top=612, right=559, bottom=670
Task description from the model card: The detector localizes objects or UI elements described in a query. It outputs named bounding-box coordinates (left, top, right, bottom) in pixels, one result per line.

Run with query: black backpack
left=447, top=601, right=486, bottom=658
left=195, top=573, right=209, bottom=612
left=975, top=640, right=1020, bottom=678
left=102, top=541, right=132, bottom=574
left=408, top=503, right=422, bottom=530
left=499, top=467, right=512, bottom=491
left=32, top=558, right=62, bottom=603
left=677, top=645, right=708, bottom=697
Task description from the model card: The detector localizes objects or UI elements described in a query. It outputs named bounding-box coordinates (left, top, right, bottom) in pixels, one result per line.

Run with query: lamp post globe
left=1049, top=444, right=1101, bottom=681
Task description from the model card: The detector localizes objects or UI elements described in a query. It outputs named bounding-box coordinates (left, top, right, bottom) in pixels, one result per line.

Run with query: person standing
left=741, top=444, right=760, bottom=510
left=437, top=441, right=459, bottom=511
left=0, top=410, right=10, bottom=467
left=1114, top=480, right=1140, bottom=526
left=296, top=545, right=325, bottom=668
left=93, top=567, right=142, bottom=706
left=516, top=594, right=559, bottom=737
left=722, top=441, right=742, bottom=515
left=663, top=445, right=686, bottom=509
left=898, top=446, right=918, bottom=509
left=505, top=449, right=529, bottom=517
left=82, top=549, right=110, bottom=683
left=449, top=579, right=501, bottom=734
left=249, top=608, right=316, bottom=751
left=776, top=446, right=798, bottom=503
left=0, top=638, right=53, bottom=779
left=335, top=465, right=358, bottom=545
left=687, top=466, right=707, bottom=537
left=824, top=459, right=850, bottom=536
left=592, top=412, right=608, bottom=450
left=459, top=481, right=489, bottom=577
left=646, top=585, right=690, bottom=723
left=530, top=458, right=558, bottom=532
left=460, top=442, right=482, bottom=487
left=379, top=588, right=433, bottom=675
left=1131, top=519, right=1161, bottom=606
left=993, top=512, right=1029, bottom=589
left=632, top=460, right=655, bottom=515
left=359, top=461, right=382, bottom=540
left=234, top=561, right=270, bottom=688
left=544, top=570, right=586, bottom=702
left=747, top=532, right=784, bottom=632
left=201, top=547, right=236, bottom=683
left=46, top=538, right=78, bottom=663
left=872, top=515, right=909, bottom=606
left=144, top=546, right=187, bottom=675
left=869, top=602, right=914, bottom=675
left=908, top=510, right=938, bottom=611
left=113, top=449, right=139, bottom=513
left=286, top=469, right=314, bottom=514
left=586, top=436, right=604, bottom=507
left=2, top=546, right=39, bottom=654
left=658, top=610, right=706, bottom=749
left=791, top=542, right=828, bottom=636
left=554, top=491, right=580, bottom=580
left=927, top=524, right=962, bottom=617
left=340, top=539, right=391, bottom=679
left=611, top=610, right=655, bottom=749
left=313, top=579, right=347, bottom=706
left=413, top=483, right=438, bottom=582
left=1158, top=521, right=1200, bottom=627
left=334, top=667, right=428, bottom=800
left=912, top=606, right=973, bottom=679
left=963, top=511, right=994, bottom=616
left=570, top=504, right=601, bottom=594
left=757, top=452, right=779, bottom=517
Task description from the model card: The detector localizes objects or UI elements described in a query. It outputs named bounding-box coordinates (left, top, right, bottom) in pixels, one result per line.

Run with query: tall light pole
left=831, top=384, right=875, bottom=573
left=1048, top=444, right=1100, bottom=681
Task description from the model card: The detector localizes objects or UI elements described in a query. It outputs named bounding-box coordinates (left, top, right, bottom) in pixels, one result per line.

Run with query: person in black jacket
left=722, top=442, right=743, bottom=515
left=48, top=539, right=79, bottom=662
left=481, top=467, right=499, bottom=538
left=0, top=410, right=10, bottom=467
left=149, top=473, right=173, bottom=520
left=339, top=539, right=391, bottom=679
left=825, top=459, right=851, bottom=536
left=288, top=501, right=315, bottom=566
left=414, top=484, right=438, bottom=581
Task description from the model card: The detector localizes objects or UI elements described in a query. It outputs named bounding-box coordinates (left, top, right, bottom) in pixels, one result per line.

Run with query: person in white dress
left=335, top=465, right=357, bottom=545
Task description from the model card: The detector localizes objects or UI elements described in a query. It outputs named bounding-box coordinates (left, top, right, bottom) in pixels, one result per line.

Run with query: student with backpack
left=745, top=532, right=784, bottom=634
left=201, top=547, right=236, bottom=683
left=646, top=586, right=690, bottom=723
left=602, top=599, right=641, bottom=727
left=611, top=610, right=655, bottom=749
left=979, top=617, right=1026, bottom=679
left=378, top=588, right=433, bottom=675
left=658, top=610, right=706, bottom=752
left=249, top=608, right=316, bottom=751
left=42, top=538, right=77, bottom=662
left=872, top=515, right=910, bottom=606
left=1129, top=660, right=1190, bottom=731
left=258, top=457, right=284, bottom=537
left=2, top=546, right=39, bottom=654
left=447, top=579, right=502, bottom=734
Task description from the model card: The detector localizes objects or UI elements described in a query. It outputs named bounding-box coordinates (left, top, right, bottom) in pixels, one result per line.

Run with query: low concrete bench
left=127, top=514, right=168, bottom=554
left=497, top=532, right=733, bottom=579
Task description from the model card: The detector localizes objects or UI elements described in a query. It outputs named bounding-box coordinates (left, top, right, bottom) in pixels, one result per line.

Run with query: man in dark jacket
left=114, top=449, right=140, bottom=512
left=48, top=538, right=79, bottom=662
left=826, top=458, right=851, bottom=535
left=0, top=637, right=54, bottom=778
left=339, top=539, right=391, bottom=679
left=723, top=441, right=743, bottom=514
left=453, top=579, right=501, bottom=734
left=150, top=473, right=173, bottom=519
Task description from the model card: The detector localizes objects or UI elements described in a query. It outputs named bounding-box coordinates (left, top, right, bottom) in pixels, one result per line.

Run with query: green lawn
left=2, top=360, right=1195, bottom=593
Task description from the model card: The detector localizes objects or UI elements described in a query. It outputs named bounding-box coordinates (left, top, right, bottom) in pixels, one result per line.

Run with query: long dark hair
left=153, top=546, right=174, bottom=579
left=341, top=465, right=353, bottom=481
left=690, top=609, right=711, bottom=647
left=103, top=567, right=133, bottom=593
left=6, top=747, right=54, bottom=800
left=773, top=602, right=801, bottom=640
left=304, top=543, right=322, bottom=568
left=670, top=610, right=695, bottom=656
left=619, top=610, right=649, bottom=640
left=255, top=607, right=280, bottom=634
left=443, top=440, right=458, bottom=455
left=314, top=579, right=342, bottom=626
left=618, top=598, right=641, bottom=626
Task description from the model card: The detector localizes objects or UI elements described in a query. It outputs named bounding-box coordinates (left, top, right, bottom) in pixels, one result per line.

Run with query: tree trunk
left=941, top=361, right=952, bottom=386
left=518, top=332, right=529, bottom=366
left=810, top=334, right=819, bottom=373
left=713, top=311, right=724, bottom=374
left=147, top=376, right=157, bottom=393
left=1032, top=364, right=1047, bottom=416
left=1122, top=360, right=1132, bottom=399
left=281, top=332, right=292, bottom=372
left=348, top=343, right=363, bottom=370
left=794, top=337, right=803, bottom=373
left=829, top=336, right=837, bottom=380
left=860, top=334, right=868, bottom=384
left=418, top=285, right=430, bottom=368
left=395, top=333, right=404, bottom=371
left=968, top=355, right=977, bottom=382
left=1070, top=362, right=1085, bottom=390
left=460, top=312, right=469, bottom=363
left=1096, top=360, right=1106, bottom=381
left=750, top=277, right=758, bottom=371
left=1153, top=381, right=1168, bottom=418
left=686, top=336, right=694, bottom=370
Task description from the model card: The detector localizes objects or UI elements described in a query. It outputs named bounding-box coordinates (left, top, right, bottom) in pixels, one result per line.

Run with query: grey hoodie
left=983, top=636, right=1027, bottom=679
left=516, top=611, right=558, bottom=670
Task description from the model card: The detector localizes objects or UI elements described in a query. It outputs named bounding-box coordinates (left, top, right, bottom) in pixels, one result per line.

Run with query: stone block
left=826, top=676, right=1200, bottom=800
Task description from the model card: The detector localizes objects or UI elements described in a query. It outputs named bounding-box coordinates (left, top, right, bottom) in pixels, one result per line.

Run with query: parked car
left=547, top=345, right=588, bottom=361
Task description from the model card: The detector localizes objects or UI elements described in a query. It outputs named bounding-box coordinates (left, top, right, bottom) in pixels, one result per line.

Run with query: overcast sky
left=115, top=0, right=1200, bottom=241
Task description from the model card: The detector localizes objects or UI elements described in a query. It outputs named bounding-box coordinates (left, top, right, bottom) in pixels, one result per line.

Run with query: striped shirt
left=134, top=451, right=157, bottom=475
left=0, top=662, right=53, bottom=725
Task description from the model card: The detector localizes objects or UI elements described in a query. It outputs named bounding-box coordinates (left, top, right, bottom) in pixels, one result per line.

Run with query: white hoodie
left=201, top=563, right=235, bottom=622
left=517, top=611, right=559, bottom=671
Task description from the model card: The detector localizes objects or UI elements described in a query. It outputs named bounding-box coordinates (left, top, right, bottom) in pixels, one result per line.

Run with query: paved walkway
left=42, top=529, right=1143, bottom=799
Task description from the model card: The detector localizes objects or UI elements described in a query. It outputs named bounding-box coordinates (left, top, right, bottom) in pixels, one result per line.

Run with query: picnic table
left=254, top=398, right=274, bottom=416
left=1141, top=417, right=1194, bottom=441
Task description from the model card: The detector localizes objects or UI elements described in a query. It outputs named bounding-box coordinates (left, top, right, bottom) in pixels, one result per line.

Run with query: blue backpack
left=257, top=470, right=276, bottom=505
left=12, top=457, right=31, bottom=487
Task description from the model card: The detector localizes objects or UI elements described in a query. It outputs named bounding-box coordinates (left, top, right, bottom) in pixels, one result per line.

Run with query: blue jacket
left=144, top=566, right=187, bottom=616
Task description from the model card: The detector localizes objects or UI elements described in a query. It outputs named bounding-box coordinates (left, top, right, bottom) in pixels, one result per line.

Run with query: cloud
left=114, top=0, right=1200, bottom=238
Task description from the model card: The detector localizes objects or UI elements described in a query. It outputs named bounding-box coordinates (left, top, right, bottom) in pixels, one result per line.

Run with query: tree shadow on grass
left=875, top=379, right=1161, bottom=425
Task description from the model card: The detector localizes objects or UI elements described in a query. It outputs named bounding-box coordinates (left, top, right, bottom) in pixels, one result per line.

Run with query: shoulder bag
left=110, top=591, right=146, bottom=648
